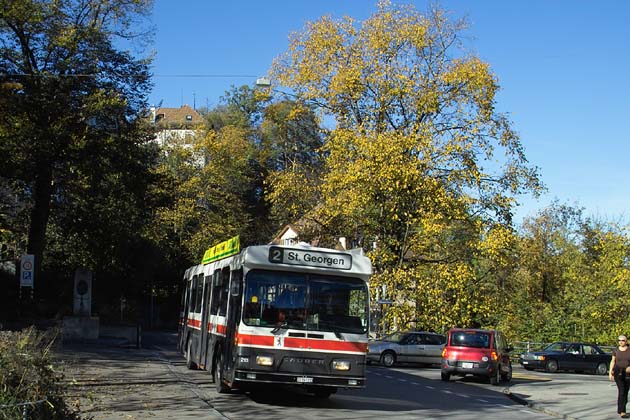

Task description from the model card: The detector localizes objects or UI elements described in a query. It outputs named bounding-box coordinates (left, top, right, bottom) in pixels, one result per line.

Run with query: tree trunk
left=26, top=162, right=53, bottom=286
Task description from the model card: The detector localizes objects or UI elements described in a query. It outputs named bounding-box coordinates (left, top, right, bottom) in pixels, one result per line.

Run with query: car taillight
left=491, top=351, right=498, bottom=361
left=442, top=348, right=448, bottom=358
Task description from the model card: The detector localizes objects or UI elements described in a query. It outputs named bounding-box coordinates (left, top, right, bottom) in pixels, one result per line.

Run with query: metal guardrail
left=0, top=397, right=50, bottom=420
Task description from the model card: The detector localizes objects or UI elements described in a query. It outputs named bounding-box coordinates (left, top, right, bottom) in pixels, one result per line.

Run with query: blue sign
left=20, top=254, right=34, bottom=287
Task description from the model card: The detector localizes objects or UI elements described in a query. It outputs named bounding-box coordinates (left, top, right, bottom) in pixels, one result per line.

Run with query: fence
left=0, top=398, right=49, bottom=420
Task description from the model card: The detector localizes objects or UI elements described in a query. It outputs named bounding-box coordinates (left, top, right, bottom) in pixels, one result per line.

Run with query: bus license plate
left=297, top=376, right=313, bottom=383
left=462, top=362, right=473, bottom=369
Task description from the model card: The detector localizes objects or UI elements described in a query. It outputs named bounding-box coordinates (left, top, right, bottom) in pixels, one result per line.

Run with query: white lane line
left=477, top=399, right=489, bottom=403
left=455, top=393, right=469, bottom=398
left=426, top=385, right=435, bottom=390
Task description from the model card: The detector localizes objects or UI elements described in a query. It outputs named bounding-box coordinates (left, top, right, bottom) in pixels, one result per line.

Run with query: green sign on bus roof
left=202, top=236, right=240, bottom=265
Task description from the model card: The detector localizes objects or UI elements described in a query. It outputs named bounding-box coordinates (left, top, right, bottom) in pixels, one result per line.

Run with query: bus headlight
left=332, top=360, right=351, bottom=371
left=256, top=356, right=274, bottom=366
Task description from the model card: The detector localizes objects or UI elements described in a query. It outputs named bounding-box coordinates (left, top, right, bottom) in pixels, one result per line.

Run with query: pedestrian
left=610, top=335, right=630, bottom=418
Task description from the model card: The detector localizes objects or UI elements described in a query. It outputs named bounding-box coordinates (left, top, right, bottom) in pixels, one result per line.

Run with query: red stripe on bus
left=187, top=319, right=201, bottom=328
left=284, top=337, right=367, bottom=353
left=236, top=333, right=366, bottom=353
left=216, top=324, right=227, bottom=334
left=237, top=334, right=275, bottom=347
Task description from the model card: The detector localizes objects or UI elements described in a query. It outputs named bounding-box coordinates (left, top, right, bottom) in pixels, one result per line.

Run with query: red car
left=441, top=328, right=513, bottom=385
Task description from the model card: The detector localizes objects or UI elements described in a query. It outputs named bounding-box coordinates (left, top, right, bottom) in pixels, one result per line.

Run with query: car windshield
left=451, top=331, right=491, bottom=348
left=242, top=269, right=369, bottom=334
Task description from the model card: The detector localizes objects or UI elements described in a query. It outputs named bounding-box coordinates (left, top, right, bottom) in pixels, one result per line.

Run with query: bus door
left=178, top=276, right=190, bottom=351
left=224, top=267, right=243, bottom=382
left=198, top=275, right=212, bottom=370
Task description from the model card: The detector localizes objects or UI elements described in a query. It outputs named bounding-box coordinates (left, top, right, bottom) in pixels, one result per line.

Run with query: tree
left=270, top=0, right=542, bottom=331
left=0, top=0, right=154, bottom=283
left=261, top=99, right=324, bottom=228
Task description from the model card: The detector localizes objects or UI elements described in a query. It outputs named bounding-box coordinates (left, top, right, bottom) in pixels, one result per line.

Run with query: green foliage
left=0, top=0, right=154, bottom=289
left=0, top=327, right=84, bottom=419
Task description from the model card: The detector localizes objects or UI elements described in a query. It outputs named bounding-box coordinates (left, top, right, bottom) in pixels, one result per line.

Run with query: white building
left=150, top=104, right=203, bottom=148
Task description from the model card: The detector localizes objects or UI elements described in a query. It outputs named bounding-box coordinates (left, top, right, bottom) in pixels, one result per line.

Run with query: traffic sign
left=20, top=254, right=35, bottom=288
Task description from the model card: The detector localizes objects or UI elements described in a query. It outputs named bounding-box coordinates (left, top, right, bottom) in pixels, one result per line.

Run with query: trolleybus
left=178, top=237, right=372, bottom=398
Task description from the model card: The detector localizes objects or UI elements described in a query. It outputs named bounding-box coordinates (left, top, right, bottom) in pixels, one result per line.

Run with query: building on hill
left=150, top=104, right=203, bottom=148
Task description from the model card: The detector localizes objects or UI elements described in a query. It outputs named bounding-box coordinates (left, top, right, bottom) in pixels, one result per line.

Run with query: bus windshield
left=242, top=269, right=368, bottom=334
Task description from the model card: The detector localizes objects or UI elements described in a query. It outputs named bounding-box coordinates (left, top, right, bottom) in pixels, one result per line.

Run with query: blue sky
left=149, top=1, right=630, bottom=225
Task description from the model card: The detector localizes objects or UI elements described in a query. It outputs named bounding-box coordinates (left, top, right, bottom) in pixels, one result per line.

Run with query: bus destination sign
left=268, top=246, right=352, bottom=270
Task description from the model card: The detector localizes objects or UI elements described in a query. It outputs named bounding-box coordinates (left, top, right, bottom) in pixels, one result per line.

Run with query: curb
left=504, top=388, right=577, bottom=420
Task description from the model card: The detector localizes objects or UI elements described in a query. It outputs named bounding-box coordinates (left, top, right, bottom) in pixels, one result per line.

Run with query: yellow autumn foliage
left=268, top=0, right=541, bottom=333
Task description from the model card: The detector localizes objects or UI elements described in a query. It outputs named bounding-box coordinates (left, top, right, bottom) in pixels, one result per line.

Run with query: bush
left=0, top=327, right=83, bottom=420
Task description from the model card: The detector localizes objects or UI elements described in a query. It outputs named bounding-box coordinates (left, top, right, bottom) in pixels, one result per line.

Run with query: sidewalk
left=56, top=332, right=226, bottom=420
left=506, top=369, right=619, bottom=420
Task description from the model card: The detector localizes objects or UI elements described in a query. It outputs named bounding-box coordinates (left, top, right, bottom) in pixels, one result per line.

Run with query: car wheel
left=381, top=351, right=396, bottom=367
left=501, top=362, right=513, bottom=382
left=441, top=372, right=450, bottom=381
left=545, top=359, right=559, bottom=373
left=490, top=366, right=501, bottom=385
left=596, top=362, right=608, bottom=375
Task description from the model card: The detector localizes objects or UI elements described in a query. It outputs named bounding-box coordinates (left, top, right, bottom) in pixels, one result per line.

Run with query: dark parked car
left=441, top=328, right=513, bottom=385
left=367, top=331, right=446, bottom=367
left=519, top=342, right=611, bottom=375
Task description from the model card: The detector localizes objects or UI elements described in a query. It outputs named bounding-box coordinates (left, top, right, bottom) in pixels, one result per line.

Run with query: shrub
left=0, top=327, right=83, bottom=420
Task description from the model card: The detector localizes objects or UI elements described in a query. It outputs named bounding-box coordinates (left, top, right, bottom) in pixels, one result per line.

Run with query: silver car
left=367, top=331, right=446, bottom=367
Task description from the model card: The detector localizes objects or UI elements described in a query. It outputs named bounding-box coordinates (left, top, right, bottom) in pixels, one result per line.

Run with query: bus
left=178, top=238, right=372, bottom=398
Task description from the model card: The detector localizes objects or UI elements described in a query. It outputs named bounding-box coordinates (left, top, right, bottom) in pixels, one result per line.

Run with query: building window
left=186, top=115, right=193, bottom=121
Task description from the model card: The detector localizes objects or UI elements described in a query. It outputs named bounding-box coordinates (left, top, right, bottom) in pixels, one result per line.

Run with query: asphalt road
left=56, top=332, right=620, bottom=420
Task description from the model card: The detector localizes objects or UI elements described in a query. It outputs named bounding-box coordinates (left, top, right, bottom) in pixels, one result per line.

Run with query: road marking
left=426, top=385, right=435, bottom=390
left=456, top=393, right=469, bottom=398
left=478, top=399, right=489, bottom=403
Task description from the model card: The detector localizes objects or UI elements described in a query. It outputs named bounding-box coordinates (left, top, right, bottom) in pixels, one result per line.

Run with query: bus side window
left=210, top=270, right=221, bottom=315
left=230, top=268, right=242, bottom=296
left=189, top=276, right=197, bottom=313
left=204, top=275, right=213, bottom=313
left=194, top=274, right=203, bottom=313
left=219, top=267, right=230, bottom=316
left=202, top=276, right=210, bottom=316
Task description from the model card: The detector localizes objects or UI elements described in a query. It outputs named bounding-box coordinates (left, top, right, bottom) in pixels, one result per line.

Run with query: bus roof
left=183, top=243, right=372, bottom=281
